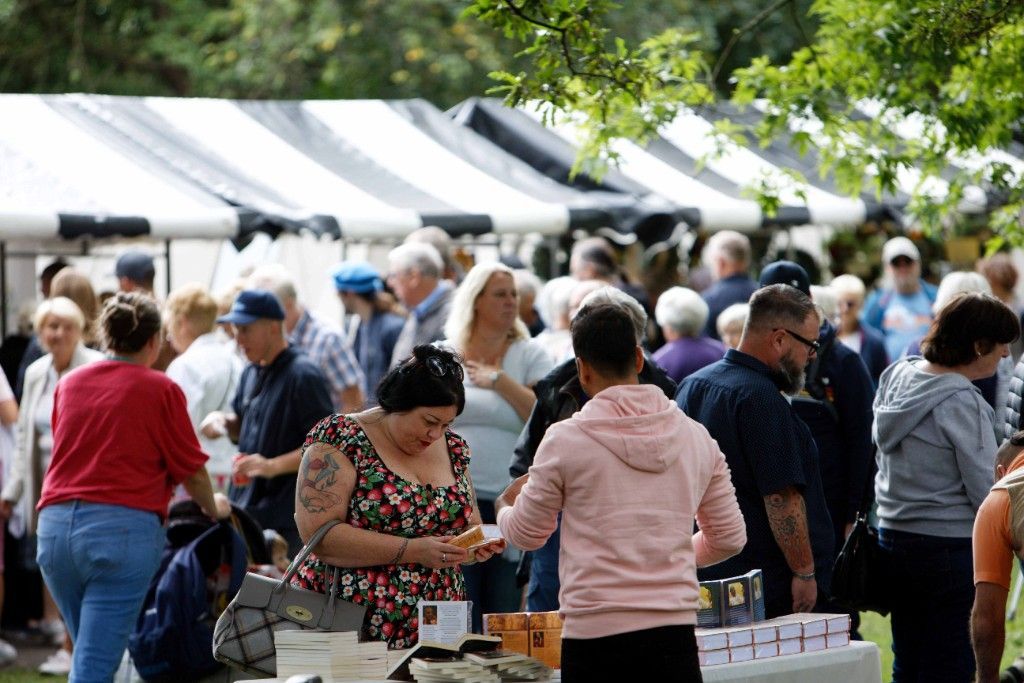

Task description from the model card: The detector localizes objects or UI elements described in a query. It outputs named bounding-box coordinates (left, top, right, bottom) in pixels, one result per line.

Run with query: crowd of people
left=0, top=228, right=1022, bottom=682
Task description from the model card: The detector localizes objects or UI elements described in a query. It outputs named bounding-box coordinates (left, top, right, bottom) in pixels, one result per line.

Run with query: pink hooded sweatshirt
left=497, top=383, right=746, bottom=639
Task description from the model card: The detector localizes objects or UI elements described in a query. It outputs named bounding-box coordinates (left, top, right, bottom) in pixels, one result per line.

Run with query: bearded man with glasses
left=676, top=283, right=835, bottom=618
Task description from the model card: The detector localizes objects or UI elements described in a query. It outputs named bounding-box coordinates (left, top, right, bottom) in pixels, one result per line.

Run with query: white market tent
left=0, top=93, right=675, bottom=333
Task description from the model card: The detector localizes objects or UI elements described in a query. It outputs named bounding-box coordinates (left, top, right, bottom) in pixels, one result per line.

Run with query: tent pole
left=0, top=241, right=6, bottom=338
left=165, top=239, right=172, bottom=297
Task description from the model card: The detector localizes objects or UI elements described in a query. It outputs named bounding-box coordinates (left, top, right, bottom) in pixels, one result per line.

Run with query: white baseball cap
left=882, top=236, right=920, bottom=264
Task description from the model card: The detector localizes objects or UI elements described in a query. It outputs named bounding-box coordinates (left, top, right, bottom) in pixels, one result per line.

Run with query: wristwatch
left=489, top=370, right=502, bottom=386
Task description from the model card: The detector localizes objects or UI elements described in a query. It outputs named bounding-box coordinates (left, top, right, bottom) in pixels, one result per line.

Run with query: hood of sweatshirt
left=572, top=383, right=682, bottom=473
left=873, top=357, right=981, bottom=452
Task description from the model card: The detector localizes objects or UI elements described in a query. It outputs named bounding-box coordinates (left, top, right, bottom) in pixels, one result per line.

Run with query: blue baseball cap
left=216, top=289, right=285, bottom=325
left=759, top=260, right=811, bottom=296
left=114, top=249, right=155, bottom=283
left=332, top=261, right=383, bottom=294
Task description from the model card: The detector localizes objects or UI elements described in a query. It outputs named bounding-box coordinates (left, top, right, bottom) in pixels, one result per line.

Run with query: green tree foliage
left=467, top=0, right=1024, bottom=243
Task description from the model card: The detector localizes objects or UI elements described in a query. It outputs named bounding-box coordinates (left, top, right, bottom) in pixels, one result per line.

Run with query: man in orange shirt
left=971, top=431, right=1024, bottom=683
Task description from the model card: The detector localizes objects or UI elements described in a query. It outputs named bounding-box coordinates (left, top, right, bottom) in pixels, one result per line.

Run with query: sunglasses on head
left=403, top=354, right=465, bottom=382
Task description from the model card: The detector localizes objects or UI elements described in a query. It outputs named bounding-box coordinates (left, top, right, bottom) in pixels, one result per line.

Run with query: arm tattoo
left=764, top=488, right=814, bottom=570
left=298, top=443, right=344, bottom=513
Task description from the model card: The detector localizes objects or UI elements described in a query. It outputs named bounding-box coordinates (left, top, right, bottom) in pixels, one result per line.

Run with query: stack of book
left=464, top=650, right=553, bottom=680
left=274, top=630, right=389, bottom=680
left=407, top=657, right=500, bottom=683
left=695, top=612, right=852, bottom=665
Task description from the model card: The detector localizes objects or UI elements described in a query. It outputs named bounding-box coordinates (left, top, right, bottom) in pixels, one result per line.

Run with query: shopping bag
left=830, top=512, right=890, bottom=615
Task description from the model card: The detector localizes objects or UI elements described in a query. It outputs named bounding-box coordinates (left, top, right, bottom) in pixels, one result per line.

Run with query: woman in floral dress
left=292, top=345, right=504, bottom=648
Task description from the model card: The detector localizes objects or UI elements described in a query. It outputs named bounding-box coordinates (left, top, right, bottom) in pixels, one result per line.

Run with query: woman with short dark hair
left=292, top=345, right=504, bottom=648
left=35, top=292, right=230, bottom=681
left=874, top=291, right=1019, bottom=682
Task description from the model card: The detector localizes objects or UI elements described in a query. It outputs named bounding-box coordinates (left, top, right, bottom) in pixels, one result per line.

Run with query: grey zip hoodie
left=873, top=357, right=996, bottom=537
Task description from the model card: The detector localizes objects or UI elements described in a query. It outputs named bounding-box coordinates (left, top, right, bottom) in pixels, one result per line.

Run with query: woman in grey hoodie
left=874, top=291, right=1019, bottom=683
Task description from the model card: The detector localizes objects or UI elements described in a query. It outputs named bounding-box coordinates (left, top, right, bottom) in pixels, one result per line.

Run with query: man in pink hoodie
left=496, top=303, right=746, bottom=681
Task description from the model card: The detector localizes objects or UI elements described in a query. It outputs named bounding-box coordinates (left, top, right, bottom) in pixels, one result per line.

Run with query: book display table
left=240, top=640, right=882, bottom=683
left=700, top=640, right=882, bottom=683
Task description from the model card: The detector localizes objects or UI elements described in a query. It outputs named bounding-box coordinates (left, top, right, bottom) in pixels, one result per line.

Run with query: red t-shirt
left=37, top=360, right=208, bottom=517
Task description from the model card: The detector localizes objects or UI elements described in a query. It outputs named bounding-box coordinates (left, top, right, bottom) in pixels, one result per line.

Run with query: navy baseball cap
left=114, top=249, right=155, bottom=283
left=332, top=261, right=383, bottom=294
left=216, top=289, right=285, bottom=325
left=759, top=260, right=811, bottom=296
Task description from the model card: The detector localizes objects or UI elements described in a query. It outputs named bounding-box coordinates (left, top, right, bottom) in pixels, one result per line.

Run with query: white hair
left=34, top=296, right=85, bottom=342
left=388, top=242, right=443, bottom=279
left=654, top=287, right=708, bottom=338
left=512, top=269, right=542, bottom=300
left=810, top=285, right=839, bottom=323
left=248, top=263, right=298, bottom=304
left=934, top=271, right=992, bottom=312
left=536, top=276, right=577, bottom=329
left=829, top=274, right=866, bottom=300
left=716, top=302, right=749, bottom=338
left=444, top=261, right=528, bottom=349
left=577, top=286, right=647, bottom=344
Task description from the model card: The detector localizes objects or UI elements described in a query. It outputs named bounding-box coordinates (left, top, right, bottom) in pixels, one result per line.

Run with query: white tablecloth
left=700, top=641, right=882, bottom=683
left=241, top=641, right=882, bottom=683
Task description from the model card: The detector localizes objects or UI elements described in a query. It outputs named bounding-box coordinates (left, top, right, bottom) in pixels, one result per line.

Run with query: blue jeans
left=527, top=514, right=561, bottom=612
left=878, top=528, right=975, bottom=683
left=37, top=501, right=166, bottom=683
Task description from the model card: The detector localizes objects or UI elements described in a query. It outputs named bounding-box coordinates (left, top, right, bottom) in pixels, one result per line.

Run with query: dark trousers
left=462, top=499, right=521, bottom=632
left=561, top=624, right=702, bottom=682
left=879, top=528, right=975, bottom=683
left=526, top=514, right=561, bottom=612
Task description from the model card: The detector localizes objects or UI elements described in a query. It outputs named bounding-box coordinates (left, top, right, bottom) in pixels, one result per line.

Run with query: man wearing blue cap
left=332, top=261, right=405, bottom=406
left=201, top=289, right=333, bottom=553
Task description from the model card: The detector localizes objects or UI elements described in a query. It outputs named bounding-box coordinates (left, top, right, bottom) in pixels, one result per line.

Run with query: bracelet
left=389, top=537, right=409, bottom=565
left=793, top=570, right=816, bottom=581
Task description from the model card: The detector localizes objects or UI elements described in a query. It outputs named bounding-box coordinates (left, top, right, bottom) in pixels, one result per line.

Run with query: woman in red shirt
left=35, top=292, right=230, bottom=683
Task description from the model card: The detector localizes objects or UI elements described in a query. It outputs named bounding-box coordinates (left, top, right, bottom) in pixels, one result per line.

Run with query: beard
left=768, top=350, right=806, bottom=396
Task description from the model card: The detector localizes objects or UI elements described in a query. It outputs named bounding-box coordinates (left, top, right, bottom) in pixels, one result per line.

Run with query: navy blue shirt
left=676, top=349, right=834, bottom=616
left=231, top=346, right=333, bottom=553
left=701, top=274, right=758, bottom=339
left=792, top=321, right=875, bottom=533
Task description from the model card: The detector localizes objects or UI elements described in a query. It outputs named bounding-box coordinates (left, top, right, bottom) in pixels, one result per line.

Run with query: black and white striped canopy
left=0, top=94, right=667, bottom=243
left=451, top=97, right=911, bottom=232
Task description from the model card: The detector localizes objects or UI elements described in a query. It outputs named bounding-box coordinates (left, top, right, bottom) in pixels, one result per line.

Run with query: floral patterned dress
left=292, top=414, right=474, bottom=648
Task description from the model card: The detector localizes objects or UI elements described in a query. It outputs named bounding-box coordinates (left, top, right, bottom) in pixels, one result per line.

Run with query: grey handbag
left=211, top=519, right=368, bottom=676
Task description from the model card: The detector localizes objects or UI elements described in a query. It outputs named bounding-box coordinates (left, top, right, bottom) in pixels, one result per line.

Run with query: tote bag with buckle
left=211, top=519, right=368, bottom=676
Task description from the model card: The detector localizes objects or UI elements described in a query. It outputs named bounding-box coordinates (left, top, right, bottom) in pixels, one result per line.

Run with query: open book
left=387, top=633, right=502, bottom=680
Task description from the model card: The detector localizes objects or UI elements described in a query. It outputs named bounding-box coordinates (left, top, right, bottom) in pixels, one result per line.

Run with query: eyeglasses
left=780, top=328, right=820, bottom=355
left=889, top=256, right=915, bottom=268
left=403, top=354, right=465, bottom=382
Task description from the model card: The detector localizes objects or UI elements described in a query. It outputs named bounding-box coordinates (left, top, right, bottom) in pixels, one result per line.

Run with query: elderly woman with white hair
left=829, top=274, right=889, bottom=386
left=0, top=297, right=103, bottom=674
left=652, top=287, right=727, bottom=384
left=442, top=261, right=554, bottom=631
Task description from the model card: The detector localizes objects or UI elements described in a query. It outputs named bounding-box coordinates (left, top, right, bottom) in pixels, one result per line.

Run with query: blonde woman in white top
left=164, top=283, right=242, bottom=491
left=442, top=262, right=554, bottom=631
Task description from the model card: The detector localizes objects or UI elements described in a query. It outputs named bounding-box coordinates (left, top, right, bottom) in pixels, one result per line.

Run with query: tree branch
left=501, top=0, right=640, bottom=101
left=711, top=0, right=794, bottom=86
